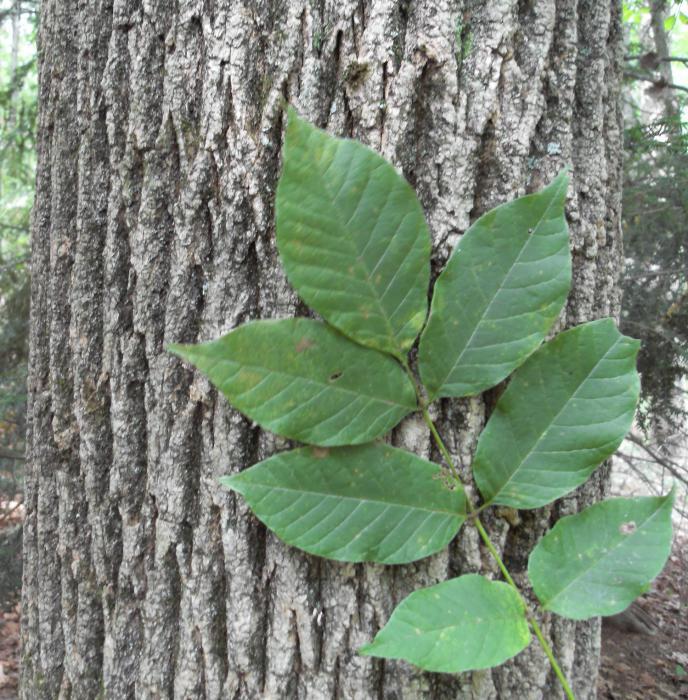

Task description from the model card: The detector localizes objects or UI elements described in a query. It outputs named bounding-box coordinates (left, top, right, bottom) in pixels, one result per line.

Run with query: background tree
left=618, top=0, right=688, bottom=510
left=0, top=0, right=37, bottom=609
left=22, top=1, right=627, bottom=698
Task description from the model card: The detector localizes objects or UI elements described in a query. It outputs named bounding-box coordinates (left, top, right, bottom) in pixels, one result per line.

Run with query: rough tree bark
left=22, top=0, right=625, bottom=697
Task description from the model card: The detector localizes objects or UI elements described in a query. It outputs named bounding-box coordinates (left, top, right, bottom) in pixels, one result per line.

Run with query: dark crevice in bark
left=374, top=637, right=385, bottom=699
left=321, top=29, right=344, bottom=128
left=342, top=90, right=355, bottom=137
left=349, top=12, right=360, bottom=55
left=257, top=553, right=275, bottom=694
left=287, top=610, right=302, bottom=696
left=184, top=401, right=206, bottom=524
left=453, top=3, right=469, bottom=99
left=392, top=0, right=410, bottom=72
left=312, top=0, right=326, bottom=60
left=292, top=11, right=308, bottom=100
left=332, top=653, right=341, bottom=699
left=209, top=504, right=229, bottom=683
left=356, top=0, right=367, bottom=35
left=309, top=557, right=325, bottom=672
left=166, top=524, right=186, bottom=697
left=514, top=0, right=536, bottom=76
left=502, top=507, right=544, bottom=573
left=469, top=114, right=498, bottom=219
left=223, top=71, right=235, bottom=151
left=396, top=55, right=440, bottom=211
left=379, top=60, right=388, bottom=146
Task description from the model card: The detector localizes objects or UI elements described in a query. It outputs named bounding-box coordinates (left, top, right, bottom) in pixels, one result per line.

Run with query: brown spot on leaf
left=295, top=338, right=315, bottom=353
left=329, top=371, right=343, bottom=382
left=312, top=447, right=330, bottom=459
left=619, top=521, right=637, bottom=535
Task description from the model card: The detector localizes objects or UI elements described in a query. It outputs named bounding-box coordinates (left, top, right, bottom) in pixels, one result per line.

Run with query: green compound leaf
left=359, top=574, right=530, bottom=672
left=473, top=319, right=640, bottom=509
left=221, top=443, right=466, bottom=564
left=276, top=108, right=431, bottom=360
left=418, top=171, right=571, bottom=400
left=528, top=491, right=675, bottom=619
left=169, top=318, right=416, bottom=447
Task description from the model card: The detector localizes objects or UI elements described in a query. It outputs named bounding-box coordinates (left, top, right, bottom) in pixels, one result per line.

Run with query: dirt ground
left=0, top=604, right=19, bottom=700
left=598, top=538, right=688, bottom=700
left=0, top=515, right=686, bottom=698
left=0, top=497, right=22, bottom=700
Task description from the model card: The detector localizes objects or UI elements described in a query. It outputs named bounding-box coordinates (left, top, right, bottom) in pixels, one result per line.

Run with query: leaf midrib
left=209, top=355, right=416, bottom=410
left=398, top=612, right=522, bottom=636
left=230, top=480, right=462, bottom=516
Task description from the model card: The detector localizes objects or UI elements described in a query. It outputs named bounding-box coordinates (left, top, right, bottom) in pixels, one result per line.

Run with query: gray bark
left=22, top=0, right=625, bottom=698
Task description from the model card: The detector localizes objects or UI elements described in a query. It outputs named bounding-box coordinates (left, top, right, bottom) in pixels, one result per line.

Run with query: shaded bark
left=22, top=0, right=625, bottom=697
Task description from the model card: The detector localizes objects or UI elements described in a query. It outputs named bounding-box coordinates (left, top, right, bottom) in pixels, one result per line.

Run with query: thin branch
left=0, top=447, right=24, bottom=461
left=617, top=453, right=666, bottom=492
left=0, top=498, right=23, bottom=526
left=0, top=255, right=29, bottom=274
left=0, top=1, right=37, bottom=22
left=624, top=268, right=686, bottom=280
left=625, top=54, right=688, bottom=66
left=625, top=433, right=688, bottom=486
left=0, top=222, right=29, bottom=233
left=624, top=70, right=688, bottom=94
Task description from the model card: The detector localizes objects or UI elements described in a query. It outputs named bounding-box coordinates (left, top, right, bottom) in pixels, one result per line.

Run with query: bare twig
left=0, top=222, right=29, bottom=233
left=624, top=268, right=686, bottom=281
left=617, top=453, right=665, bottom=492
left=625, top=54, right=688, bottom=66
left=624, top=70, right=688, bottom=95
left=0, top=498, right=23, bottom=526
left=625, top=433, right=688, bottom=486
left=0, top=447, right=24, bottom=461
left=0, top=255, right=29, bottom=274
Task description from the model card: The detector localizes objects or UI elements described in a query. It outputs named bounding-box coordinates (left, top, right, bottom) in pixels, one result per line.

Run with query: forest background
left=0, top=0, right=686, bottom=695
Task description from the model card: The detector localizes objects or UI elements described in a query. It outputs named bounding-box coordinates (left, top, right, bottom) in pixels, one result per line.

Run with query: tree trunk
left=22, top=0, right=624, bottom=697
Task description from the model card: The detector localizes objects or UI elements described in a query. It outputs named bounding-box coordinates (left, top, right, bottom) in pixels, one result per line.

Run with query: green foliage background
left=0, top=0, right=36, bottom=609
left=620, top=0, right=688, bottom=438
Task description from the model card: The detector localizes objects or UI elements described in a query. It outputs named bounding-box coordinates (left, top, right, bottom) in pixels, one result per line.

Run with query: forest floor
left=0, top=504, right=686, bottom=698
left=0, top=496, right=22, bottom=700
left=598, top=537, right=688, bottom=699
